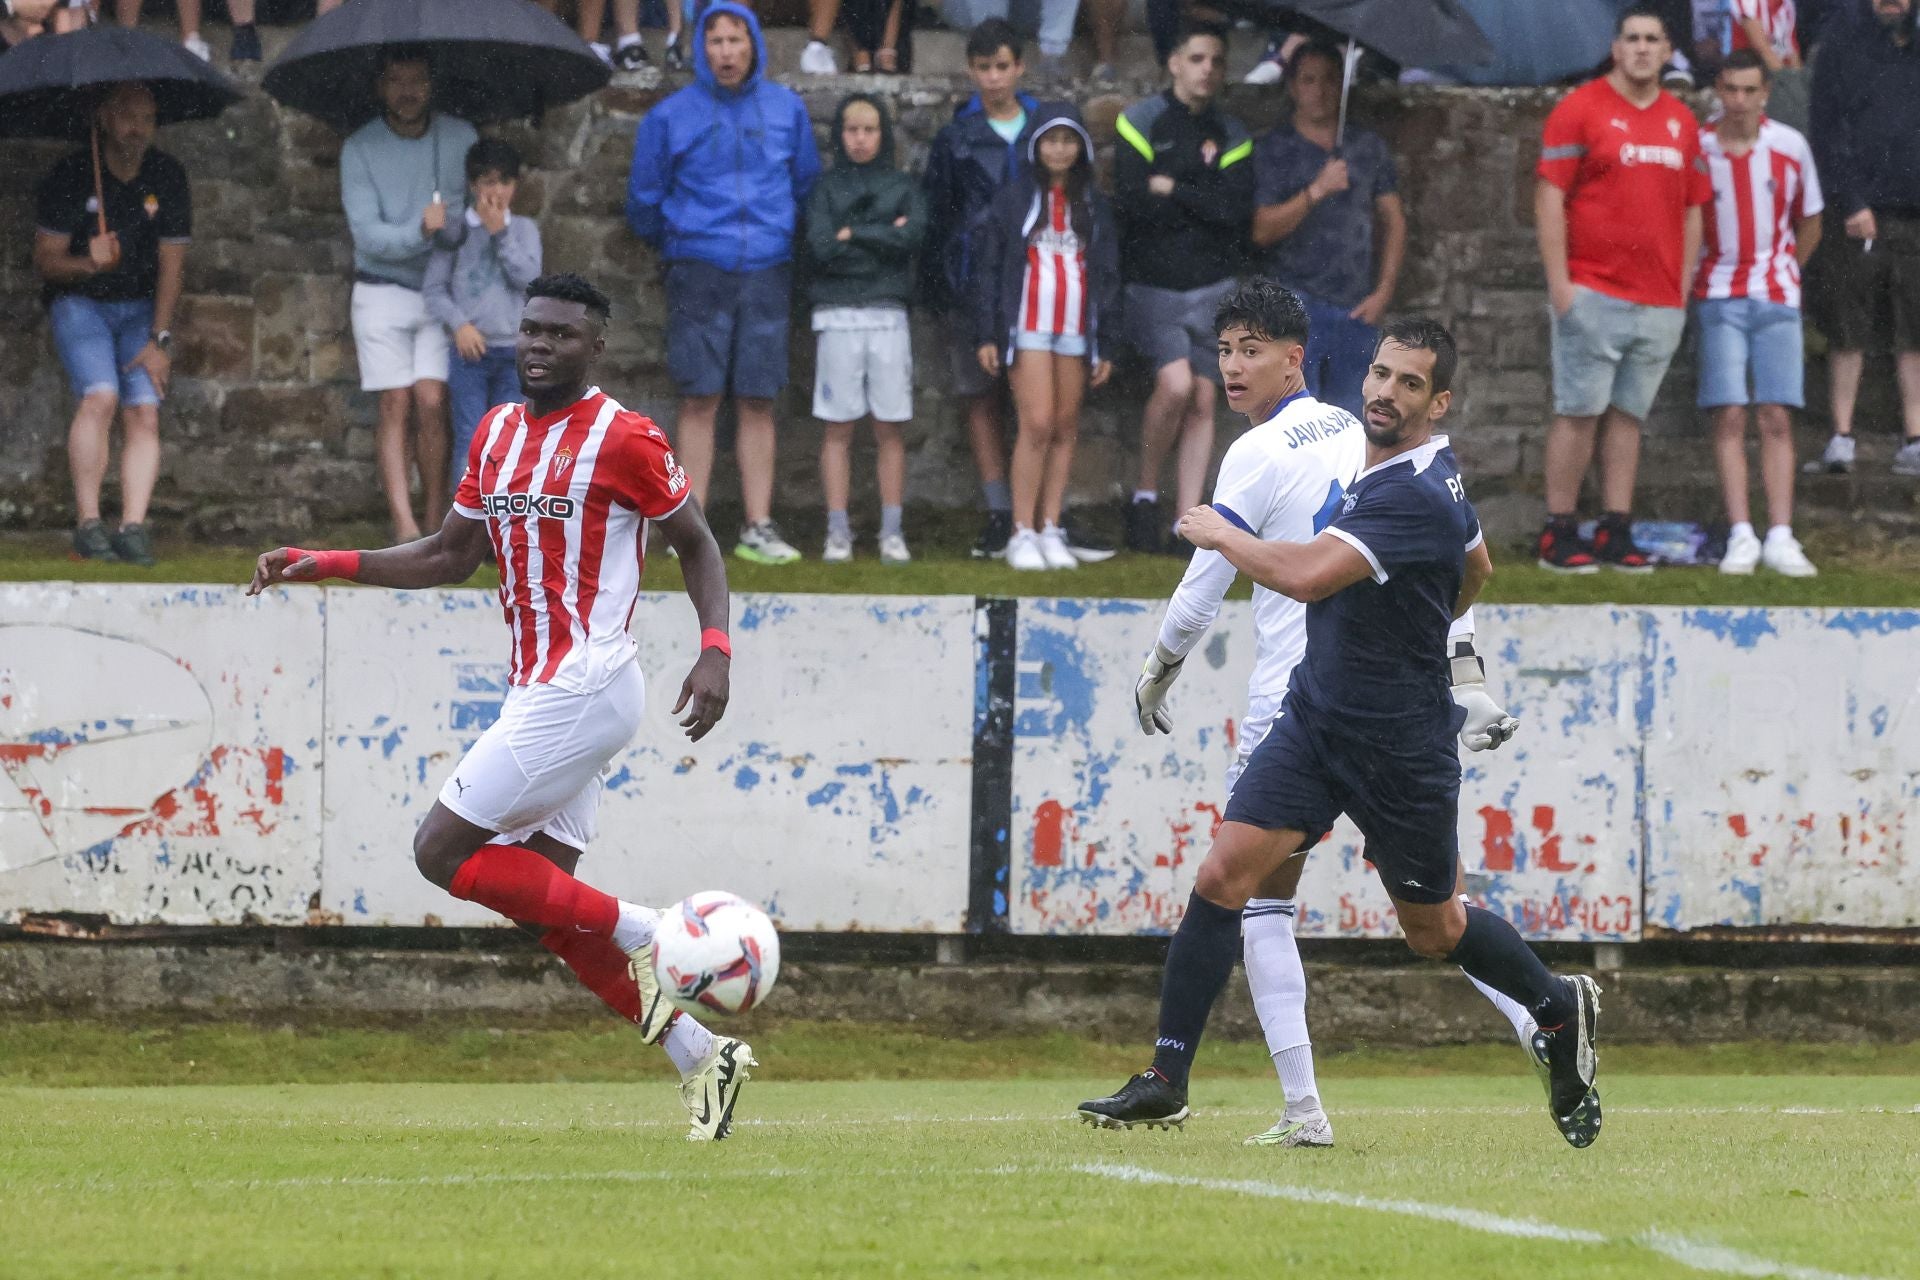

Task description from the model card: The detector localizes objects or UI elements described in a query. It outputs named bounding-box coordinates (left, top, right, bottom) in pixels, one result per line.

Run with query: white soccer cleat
left=1243, top=1112, right=1334, bottom=1148
left=1762, top=532, right=1817, bottom=577
left=1718, top=527, right=1761, bottom=575
left=681, top=1036, right=756, bottom=1141
left=624, top=940, right=677, bottom=1044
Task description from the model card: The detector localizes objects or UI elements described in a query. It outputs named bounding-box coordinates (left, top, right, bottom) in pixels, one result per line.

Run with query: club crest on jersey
left=482, top=491, right=579, bottom=520
left=551, top=446, right=575, bottom=481
left=663, top=449, right=688, bottom=494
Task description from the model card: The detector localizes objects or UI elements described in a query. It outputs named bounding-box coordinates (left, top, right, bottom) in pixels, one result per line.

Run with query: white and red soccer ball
left=651, top=891, right=781, bottom=1015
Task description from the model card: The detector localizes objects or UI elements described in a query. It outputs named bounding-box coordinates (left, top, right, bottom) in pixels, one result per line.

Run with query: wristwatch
left=150, top=329, right=172, bottom=352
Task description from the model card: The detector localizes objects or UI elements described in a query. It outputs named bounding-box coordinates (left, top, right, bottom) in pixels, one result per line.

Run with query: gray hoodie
left=422, top=210, right=543, bottom=348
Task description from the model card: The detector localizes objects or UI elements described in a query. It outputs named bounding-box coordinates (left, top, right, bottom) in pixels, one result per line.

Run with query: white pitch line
left=1074, top=1163, right=1890, bottom=1280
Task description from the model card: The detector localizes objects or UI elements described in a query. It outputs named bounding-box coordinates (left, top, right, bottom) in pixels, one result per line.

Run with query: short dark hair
left=379, top=43, right=432, bottom=73
left=1374, top=317, right=1458, bottom=394
left=1287, top=37, right=1343, bottom=79
left=1214, top=277, right=1310, bottom=346
left=1718, top=48, right=1771, bottom=81
left=966, top=17, right=1022, bottom=62
left=1170, top=18, right=1227, bottom=56
left=526, top=273, right=611, bottom=326
left=466, top=138, right=522, bottom=183
left=1616, top=3, right=1670, bottom=39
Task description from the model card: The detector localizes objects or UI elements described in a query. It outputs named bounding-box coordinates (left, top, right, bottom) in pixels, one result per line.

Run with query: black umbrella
left=0, top=23, right=244, bottom=139
left=262, top=0, right=610, bottom=131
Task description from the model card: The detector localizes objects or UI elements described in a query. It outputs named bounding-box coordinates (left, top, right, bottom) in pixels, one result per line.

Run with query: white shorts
left=437, top=660, right=644, bottom=851
left=1225, top=690, right=1284, bottom=797
left=813, top=325, right=913, bottom=423
left=352, top=280, right=451, bottom=391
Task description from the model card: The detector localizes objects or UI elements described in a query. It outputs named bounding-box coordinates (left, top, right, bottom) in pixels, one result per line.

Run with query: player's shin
left=1149, top=891, right=1245, bottom=1090
left=1243, top=899, right=1321, bottom=1116
left=448, top=844, right=620, bottom=936
left=541, top=927, right=647, bottom=1023
left=1444, top=904, right=1573, bottom=1028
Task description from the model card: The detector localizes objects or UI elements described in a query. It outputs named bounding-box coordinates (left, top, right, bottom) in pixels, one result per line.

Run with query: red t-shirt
left=1537, top=78, right=1713, bottom=308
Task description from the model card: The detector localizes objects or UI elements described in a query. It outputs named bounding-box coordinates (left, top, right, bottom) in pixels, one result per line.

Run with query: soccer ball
left=651, top=891, right=781, bottom=1014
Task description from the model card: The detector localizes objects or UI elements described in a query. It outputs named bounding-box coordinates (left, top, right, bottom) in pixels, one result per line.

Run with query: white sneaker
left=878, top=532, right=911, bottom=565
left=1038, top=524, right=1079, bottom=570
left=1005, top=527, right=1047, bottom=571
left=183, top=31, right=212, bottom=60
left=1243, top=56, right=1283, bottom=85
left=799, top=38, right=839, bottom=75
left=1718, top=527, right=1761, bottom=575
left=735, top=520, right=801, bottom=565
left=680, top=1036, right=756, bottom=1141
left=1762, top=532, right=1818, bottom=577
left=1895, top=439, right=1920, bottom=477
left=1243, top=1111, right=1334, bottom=1147
left=622, top=940, right=676, bottom=1044
left=823, top=528, right=853, bottom=563
left=1804, top=433, right=1855, bottom=474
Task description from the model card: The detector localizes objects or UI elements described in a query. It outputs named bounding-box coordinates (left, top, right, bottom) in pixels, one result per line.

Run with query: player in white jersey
left=1126, top=279, right=1530, bottom=1145
left=248, top=275, right=753, bottom=1141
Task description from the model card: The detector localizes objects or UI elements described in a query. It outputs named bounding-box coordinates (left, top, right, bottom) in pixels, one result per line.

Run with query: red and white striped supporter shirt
left=1730, top=0, right=1797, bottom=61
left=453, top=387, right=690, bottom=692
left=1018, top=187, right=1087, bottom=338
left=1693, top=118, right=1823, bottom=308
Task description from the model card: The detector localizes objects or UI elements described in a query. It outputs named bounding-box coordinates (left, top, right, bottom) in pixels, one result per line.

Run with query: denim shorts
left=1550, top=286, right=1686, bottom=421
left=1013, top=330, right=1088, bottom=357
left=48, top=294, right=159, bottom=406
left=665, top=260, right=792, bottom=399
left=1694, top=296, right=1805, bottom=409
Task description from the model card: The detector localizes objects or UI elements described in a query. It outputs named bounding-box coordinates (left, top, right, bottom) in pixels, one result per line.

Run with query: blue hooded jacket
left=625, top=2, right=822, bottom=273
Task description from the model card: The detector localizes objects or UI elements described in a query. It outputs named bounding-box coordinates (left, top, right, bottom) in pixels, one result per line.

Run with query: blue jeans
left=1694, top=297, right=1805, bottom=409
left=48, top=294, right=159, bottom=405
left=943, top=0, right=1078, bottom=57
left=1298, top=292, right=1376, bottom=417
left=448, top=346, right=520, bottom=485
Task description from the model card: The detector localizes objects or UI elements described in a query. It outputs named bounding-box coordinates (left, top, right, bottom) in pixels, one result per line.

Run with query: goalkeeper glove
left=1451, top=634, right=1519, bottom=751
left=1135, top=642, right=1184, bottom=735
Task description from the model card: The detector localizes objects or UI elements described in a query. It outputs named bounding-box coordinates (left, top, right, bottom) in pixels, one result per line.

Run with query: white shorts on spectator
left=812, top=306, right=912, bottom=424
left=352, top=280, right=452, bottom=391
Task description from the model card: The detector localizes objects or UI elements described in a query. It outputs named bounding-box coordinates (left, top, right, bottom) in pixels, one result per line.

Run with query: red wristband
left=700, top=628, right=731, bottom=658
left=284, top=548, right=361, bottom=582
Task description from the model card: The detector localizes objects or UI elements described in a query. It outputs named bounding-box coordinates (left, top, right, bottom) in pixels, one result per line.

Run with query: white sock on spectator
left=1132, top=489, right=1157, bottom=504
left=616, top=32, right=642, bottom=50
left=590, top=40, right=612, bottom=62
left=1730, top=521, right=1755, bottom=542
left=1766, top=524, right=1794, bottom=544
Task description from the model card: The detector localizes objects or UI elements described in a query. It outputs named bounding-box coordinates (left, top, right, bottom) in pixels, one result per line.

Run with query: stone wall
left=1, top=73, right=1903, bottom=544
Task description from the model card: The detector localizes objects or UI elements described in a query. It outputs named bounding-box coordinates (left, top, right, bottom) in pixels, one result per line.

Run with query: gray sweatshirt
left=423, top=211, right=543, bottom=348
left=340, top=113, right=477, bottom=290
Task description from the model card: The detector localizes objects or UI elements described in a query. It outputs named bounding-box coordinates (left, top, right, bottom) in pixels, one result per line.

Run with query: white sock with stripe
left=1244, top=898, right=1321, bottom=1117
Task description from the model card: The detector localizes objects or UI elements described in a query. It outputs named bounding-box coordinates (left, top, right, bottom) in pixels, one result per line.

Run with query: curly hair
left=1213, top=277, right=1310, bottom=346
left=525, top=273, right=611, bottom=326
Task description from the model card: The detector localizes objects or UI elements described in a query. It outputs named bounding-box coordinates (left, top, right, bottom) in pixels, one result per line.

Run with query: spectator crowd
left=18, top=0, right=1920, bottom=576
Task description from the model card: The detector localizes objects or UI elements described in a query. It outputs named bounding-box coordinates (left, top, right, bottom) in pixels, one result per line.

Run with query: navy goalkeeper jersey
left=1289, top=435, right=1480, bottom=731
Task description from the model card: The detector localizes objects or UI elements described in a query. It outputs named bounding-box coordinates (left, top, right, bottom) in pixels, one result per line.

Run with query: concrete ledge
left=3, top=944, right=1916, bottom=1045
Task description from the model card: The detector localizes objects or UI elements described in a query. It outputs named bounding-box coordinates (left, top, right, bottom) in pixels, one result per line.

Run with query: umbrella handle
left=90, top=123, right=107, bottom=240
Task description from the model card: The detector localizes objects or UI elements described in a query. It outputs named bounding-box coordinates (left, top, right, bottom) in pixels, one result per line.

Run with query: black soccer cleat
left=1077, top=1069, right=1190, bottom=1130
left=1537, top=974, right=1603, bottom=1148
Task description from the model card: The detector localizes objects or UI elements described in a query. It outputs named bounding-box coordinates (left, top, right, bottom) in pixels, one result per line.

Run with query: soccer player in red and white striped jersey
left=248, top=274, right=757, bottom=1139
left=1730, top=0, right=1800, bottom=71
left=1692, top=54, right=1823, bottom=577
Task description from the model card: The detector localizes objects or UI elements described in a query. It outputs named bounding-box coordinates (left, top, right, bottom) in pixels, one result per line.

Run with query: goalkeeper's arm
left=1448, top=607, right=1519, bottom=751
left=1136, top=547, right=1237, bottom=735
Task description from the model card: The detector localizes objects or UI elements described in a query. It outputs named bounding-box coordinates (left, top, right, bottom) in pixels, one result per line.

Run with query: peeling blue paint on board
left=1015, top=626, right=1097, bottom=738
left=736, top=597, right=798, bottom=631
left=1681, top=608, right=1777, bottom=648
left=733, top=765, right=761, bottom=791
left=807, top=781, right=845, bottom=807
left=1823, top=609, right=1920, bottom=636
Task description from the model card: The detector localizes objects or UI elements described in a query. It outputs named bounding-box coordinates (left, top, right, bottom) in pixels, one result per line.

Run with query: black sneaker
left=1535, top=975, right=1603, bottom=1148
left=1061, top=511, right=1118, bottom=563
left=228, top=21, right=262, bottom=62
left=1123, top=496, right=1167, bottom=553
left=72, top=519, right=119, bottom=562
left=971, top=510, right=1012, bottom=559
left=1591, top=515, right=1655, bottom=573
left=110, top=522, right=156, bottom=567
left=1078, top=1068, right=1190, bottom=1130
left=613, top=39, right=648, bottom=71
left=1536, top=521, right=1599, bottom=574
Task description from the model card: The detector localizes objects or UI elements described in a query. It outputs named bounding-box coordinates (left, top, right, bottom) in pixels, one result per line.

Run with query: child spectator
left=806, top=96, right=927, bottom=565
left=424, top=139, right=544, bottom=491
left=971, top=110, right=1118, bottom=572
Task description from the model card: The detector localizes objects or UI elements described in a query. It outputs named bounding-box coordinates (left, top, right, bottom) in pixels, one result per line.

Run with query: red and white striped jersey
left=1693, top=119, right=1822, bottom=307
left=453, top=387, right=690, bottom=693
left=1730, top=0, right=1797, bottom=61
left=1018, top=187, right=1087, bottom=338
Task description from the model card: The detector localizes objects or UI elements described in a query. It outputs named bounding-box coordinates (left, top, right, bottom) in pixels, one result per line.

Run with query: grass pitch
left=1, top=1023, right=1915, bottom=1280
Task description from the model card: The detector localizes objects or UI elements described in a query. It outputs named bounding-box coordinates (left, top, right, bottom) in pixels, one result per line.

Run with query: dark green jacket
left=805, top=94, right=927, bottom=309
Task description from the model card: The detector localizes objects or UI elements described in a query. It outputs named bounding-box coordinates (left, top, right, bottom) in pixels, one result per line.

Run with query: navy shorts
left=664, top=260, right=792, bottom=399
left=1223, top=692, right=1464, bottom=905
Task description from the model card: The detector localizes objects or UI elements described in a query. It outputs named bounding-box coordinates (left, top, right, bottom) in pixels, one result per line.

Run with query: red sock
left=448, top=844, right=620, bottom=937
left=541, top=928, right=643, bottom=1024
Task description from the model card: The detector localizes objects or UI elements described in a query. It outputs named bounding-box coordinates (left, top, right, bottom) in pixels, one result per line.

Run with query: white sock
left=1730, top=520, right=1755, bottom=542
left=590, top=39, right=612, bottom=60
left=1766, top=524, right=1793, bottom=544
left=1464, top=972, right=1534, bottom=1047
left=1243, top=898, right=1319, bottom=1115
left=1132, top=488, right=1157, bottom=504
left=661, top=1013, right=716, bottom=1078
left=616, top=31, right=642, bottom=49
left=610, top=901, right=658, bottom=953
